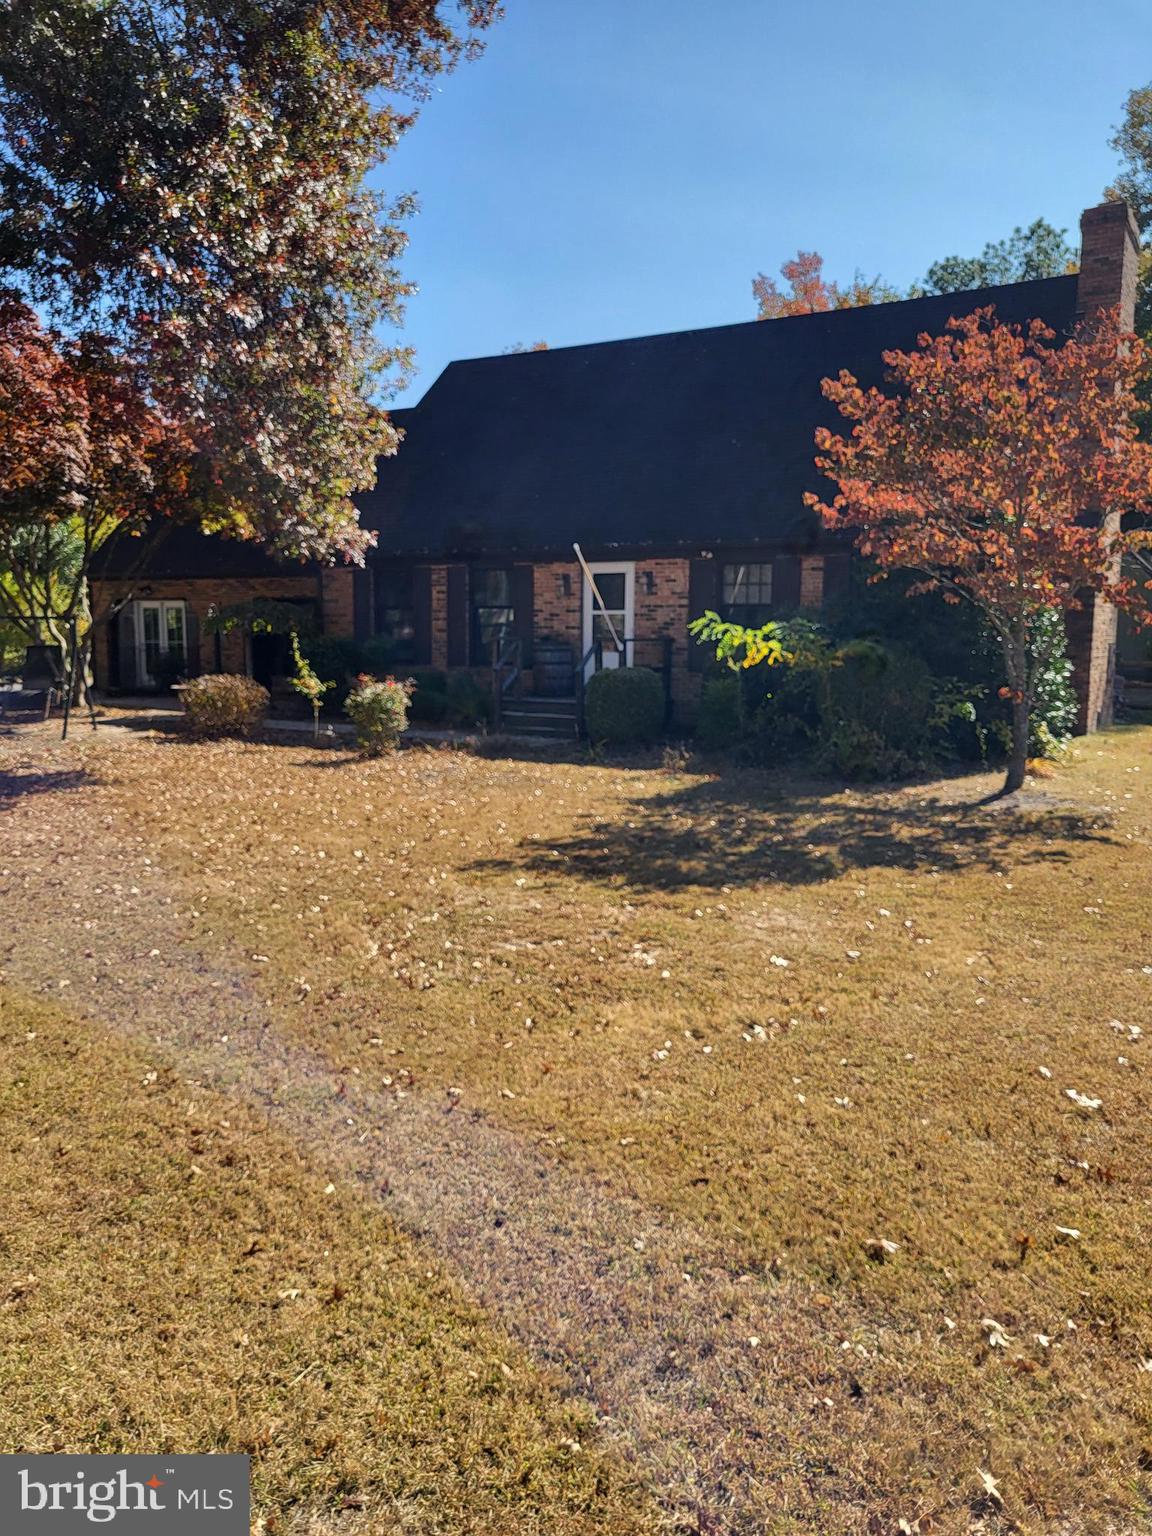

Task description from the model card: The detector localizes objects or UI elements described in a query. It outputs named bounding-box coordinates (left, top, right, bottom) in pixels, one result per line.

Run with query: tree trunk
left=1005, top=692, right=1029, bottom=793
left=1002, top=628, right=1031, bottom=795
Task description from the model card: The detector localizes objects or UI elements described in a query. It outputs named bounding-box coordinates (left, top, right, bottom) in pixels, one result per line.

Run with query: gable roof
left=92, top=521, right=317, bottom=580
left=357, top=274, right=1079, bottom=559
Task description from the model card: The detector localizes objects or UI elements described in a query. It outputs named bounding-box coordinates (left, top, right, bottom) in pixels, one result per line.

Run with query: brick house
left=92, top=532, right=356, bottom=694
left=93, top=201, right=1139, bottom=733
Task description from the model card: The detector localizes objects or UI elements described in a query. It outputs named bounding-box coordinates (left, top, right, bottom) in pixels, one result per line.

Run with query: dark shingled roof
left=92, top=521, right=316, bottom=580
left=357, top=274, right=1079, bottom=559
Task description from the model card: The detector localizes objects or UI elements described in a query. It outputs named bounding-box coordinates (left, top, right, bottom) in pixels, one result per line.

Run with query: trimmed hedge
left=584, top=667, right=665, bottom=745
left=182, top=674, right=269, bottom=736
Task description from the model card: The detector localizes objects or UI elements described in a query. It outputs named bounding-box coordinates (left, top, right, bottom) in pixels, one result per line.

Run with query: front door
left=136, top=600, right=186, bottom=689
left=582, top=562, right=634, bottom=681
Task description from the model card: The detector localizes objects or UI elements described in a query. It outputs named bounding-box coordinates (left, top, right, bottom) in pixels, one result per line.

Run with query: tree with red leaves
left=753, top=252, right=899, bottom=319
left=0, top=292, right=183, bottom=664
left=806, top=307, right=1152, bottom=793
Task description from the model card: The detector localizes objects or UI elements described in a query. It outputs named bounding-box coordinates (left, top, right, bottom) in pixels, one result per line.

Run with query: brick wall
left=1068, top=202, right=1140, bottom=732
left=1076, top=202, right=1140, bottom=330
left=90, top=572, right=355, bottom=689
left=532, top=562, right=582, bottom=658
left=634, top=558, right=696, bottom=712
left=800, top=555, right=825, bottom=608
left=428, top=565, right=449, bottom=669
left=320, top=568, right=355, bottom=639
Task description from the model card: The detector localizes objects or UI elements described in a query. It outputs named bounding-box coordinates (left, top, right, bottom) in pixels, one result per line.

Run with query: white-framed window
left=136, top=599, right=187, bottom=689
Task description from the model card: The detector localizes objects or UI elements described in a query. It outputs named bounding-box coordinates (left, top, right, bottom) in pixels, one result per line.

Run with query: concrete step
left=504, top=696, right=577, bottom=713
left=501, top=706, right=578, bottom=738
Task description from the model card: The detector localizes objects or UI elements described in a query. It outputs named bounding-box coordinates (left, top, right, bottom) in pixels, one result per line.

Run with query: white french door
left=582, top=562, right=634, bottom=681
left=136, top=600, right=186, bottom=688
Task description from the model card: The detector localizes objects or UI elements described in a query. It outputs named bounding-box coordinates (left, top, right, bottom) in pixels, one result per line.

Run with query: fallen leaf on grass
left=978, top=1468, right=1004, bottom=1506
left=1065, top=1089, right=1103, bottom=1110
left=864, top=1238, right=899, bottom=1261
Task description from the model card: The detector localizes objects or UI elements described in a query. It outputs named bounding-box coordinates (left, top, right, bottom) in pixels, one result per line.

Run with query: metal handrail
left=490, top=632, right=522, bottom=731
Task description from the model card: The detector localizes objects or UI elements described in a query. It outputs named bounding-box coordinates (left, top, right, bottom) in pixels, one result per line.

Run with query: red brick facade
left=532, top=561, right=581, bottom=655
left=429, top=565, right=450, bottom=670
left=91, top=570, right=354, bottom=689
left=1068, top=202, right=1141, bottom=732
left=633, top=558, right=694, bottom=709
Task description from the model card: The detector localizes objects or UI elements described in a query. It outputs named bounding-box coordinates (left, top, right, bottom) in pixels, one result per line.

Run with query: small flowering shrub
left=182, top=673, right=270, bottom=736
left=344, top=674, right=414, bottom=754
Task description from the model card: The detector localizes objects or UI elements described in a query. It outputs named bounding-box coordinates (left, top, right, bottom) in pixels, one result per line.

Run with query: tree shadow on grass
left=0, top=767, right=91, bottom=804
left=469, top=774, right=1118, bottom=891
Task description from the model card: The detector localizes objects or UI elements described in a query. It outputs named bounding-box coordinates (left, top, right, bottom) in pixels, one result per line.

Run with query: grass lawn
left=0, top=988, right=658, bottom=1536
left=2, top=718, right=1151, bottom=1533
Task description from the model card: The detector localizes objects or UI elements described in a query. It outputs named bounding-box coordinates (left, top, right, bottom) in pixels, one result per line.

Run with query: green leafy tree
left=688, top=612, right=788, bottom=672
left=0, top=1, right=499, bottom=564
left=1109, top=85, right=1152, bottom=234
left=916, top=219, right=1077, bottom=296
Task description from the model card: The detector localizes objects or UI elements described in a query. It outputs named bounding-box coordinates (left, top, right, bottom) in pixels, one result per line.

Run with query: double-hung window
left=721, top=562, right=774, bottom=626
left=471, top=568, right=515, bottom=658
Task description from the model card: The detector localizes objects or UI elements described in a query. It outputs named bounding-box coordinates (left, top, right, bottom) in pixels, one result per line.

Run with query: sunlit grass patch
left=0, top=990, right=658, bottom=1536
left=4, top=723, right=1152, bottom=1531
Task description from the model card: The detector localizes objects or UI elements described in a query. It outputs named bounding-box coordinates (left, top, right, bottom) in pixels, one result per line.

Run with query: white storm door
left=582, top=562, right=634, bottom=681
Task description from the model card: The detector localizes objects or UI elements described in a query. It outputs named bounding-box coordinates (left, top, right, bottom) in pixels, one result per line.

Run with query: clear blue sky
left=380, top=0, right=1151, bottom=401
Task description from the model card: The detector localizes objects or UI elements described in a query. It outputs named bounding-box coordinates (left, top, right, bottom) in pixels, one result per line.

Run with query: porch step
left=503, top=697, right=577, bottom=712
left=500, top=695, right=578, bottom=739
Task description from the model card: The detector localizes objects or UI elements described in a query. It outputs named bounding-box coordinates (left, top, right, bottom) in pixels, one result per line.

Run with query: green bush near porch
left=407, top=669, right=449, bottom=723
left=585, top=667, right=665, bottom=745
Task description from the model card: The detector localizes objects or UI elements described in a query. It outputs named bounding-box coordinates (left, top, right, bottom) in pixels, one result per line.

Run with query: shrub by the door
left=182, top=674, right=270, bottom=736
left=584, top=667, right=665, bottom=745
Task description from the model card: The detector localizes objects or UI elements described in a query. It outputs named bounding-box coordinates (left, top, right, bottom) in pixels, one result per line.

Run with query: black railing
left=490, top=632, right=522, bottom=731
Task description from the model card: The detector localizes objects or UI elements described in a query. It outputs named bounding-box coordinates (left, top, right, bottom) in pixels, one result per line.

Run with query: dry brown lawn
left=2, top=716, right=1151, bottom=1534
left=0, top=986, right=659, bottom=1535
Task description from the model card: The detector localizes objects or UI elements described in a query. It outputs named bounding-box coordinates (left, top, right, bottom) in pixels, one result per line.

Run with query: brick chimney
left=1067, top=201, right=1142, bottom=733
left=1076, top=200, right=1140, bottom=331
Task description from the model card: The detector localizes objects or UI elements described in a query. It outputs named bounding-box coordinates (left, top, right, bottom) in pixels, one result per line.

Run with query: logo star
left=146, top=1476, right=164, bottom=1489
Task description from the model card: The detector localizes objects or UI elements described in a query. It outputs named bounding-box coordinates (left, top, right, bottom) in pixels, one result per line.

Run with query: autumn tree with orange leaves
left=807, top=307, right=1152, bottom=793
left=753, top=251, right=899, bottom=319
